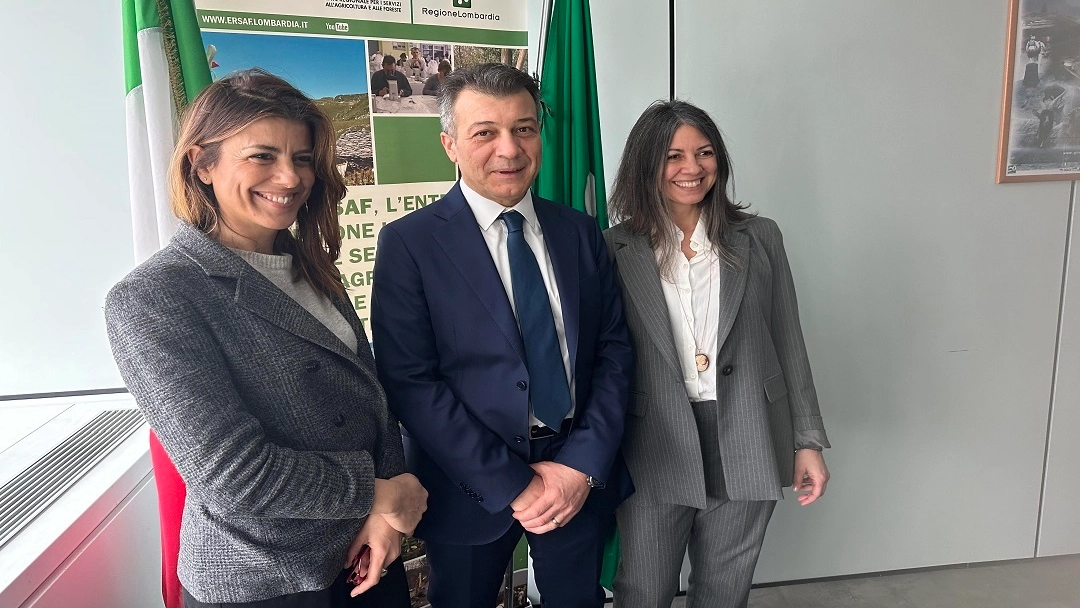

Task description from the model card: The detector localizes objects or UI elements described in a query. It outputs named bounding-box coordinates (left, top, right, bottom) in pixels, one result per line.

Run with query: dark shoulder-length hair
left=609, top=99, right=753, bottom=279
left=169, top=68, right=347, bottom=298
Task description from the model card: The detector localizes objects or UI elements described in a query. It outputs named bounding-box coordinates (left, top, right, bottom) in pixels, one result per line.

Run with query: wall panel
left=1039, top=188, right=1080, bottom=557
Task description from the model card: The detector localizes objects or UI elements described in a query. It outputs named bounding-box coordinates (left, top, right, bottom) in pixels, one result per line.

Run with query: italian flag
left=122, top=3, right=210, bottom=608
left=122, top=0, right=210, bottom=262
left=534, top=0, right=608, bottom=228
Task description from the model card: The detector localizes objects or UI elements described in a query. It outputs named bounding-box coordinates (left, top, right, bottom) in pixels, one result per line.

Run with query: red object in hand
left=347, top=545, right=371, bottom=586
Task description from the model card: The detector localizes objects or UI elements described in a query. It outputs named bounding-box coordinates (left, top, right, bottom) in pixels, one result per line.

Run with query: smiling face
left=440, top=89, right=541, bottom=207
left=195, top=117, right=315, bottom=253
left=661, top=124, right=718, bottom=213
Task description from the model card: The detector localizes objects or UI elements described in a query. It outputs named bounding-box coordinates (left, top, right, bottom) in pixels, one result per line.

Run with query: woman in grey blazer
left=604, top=101, right=831, bottom=608
left=105, top=70, right=426, bottom=608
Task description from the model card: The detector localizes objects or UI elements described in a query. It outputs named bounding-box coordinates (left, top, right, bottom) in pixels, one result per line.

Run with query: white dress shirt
left=658, top=219, right=720, bottom=402
left=459, top=180, right=576, bottom=426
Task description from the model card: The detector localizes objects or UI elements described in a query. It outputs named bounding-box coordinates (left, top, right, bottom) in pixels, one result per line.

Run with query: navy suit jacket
left=371, top=183, right=634, bottom=544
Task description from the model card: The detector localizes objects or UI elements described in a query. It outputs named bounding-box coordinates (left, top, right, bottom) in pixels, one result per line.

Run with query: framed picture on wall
left=997, top=0, right=1080, bottom=182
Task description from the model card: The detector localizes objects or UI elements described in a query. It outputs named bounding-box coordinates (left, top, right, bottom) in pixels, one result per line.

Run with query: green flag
left=535, top=0, right=608, bottom=228
left=123, top=0, right=211, bottom=262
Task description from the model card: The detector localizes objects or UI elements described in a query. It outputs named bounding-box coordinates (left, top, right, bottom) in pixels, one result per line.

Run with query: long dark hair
left=609, top=100, right=753, bottom=278
left=169, top=69, right=347, bottom=298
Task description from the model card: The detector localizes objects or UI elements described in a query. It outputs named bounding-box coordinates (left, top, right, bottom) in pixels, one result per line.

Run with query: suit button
left=333, top=413, right=346, bottom=427
left=722, top=365, right=734, bottom=376
left=305, top=361, right=321, bottom=373
left=514, top=435, right=526, bottom=443
left=459, top=482, right=468, bottom=490
left=477, top=495, right=484, bottom=502
left=516, top=380, right=528, bottom=391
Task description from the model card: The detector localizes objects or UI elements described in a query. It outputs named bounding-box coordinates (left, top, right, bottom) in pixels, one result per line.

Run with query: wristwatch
left=585, top=475, right=604, bottom=489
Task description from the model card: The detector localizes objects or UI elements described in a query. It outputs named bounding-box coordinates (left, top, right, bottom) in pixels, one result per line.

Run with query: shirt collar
left=459, top=179, right=538, bottom=231
left=687, top=217, right=713, bottom=255
left=668, top=217, right=714, bottom=254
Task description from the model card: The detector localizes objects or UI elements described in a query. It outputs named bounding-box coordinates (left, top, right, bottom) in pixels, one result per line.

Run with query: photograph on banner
left=202, top=31, right=376, bottom=186
left=368, top=40, right=440, bottom=114
left=368, top=41, right=453, bottom=78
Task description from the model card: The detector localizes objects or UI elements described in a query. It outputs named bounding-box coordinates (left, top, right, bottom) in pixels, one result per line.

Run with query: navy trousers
left=424, top=431, right=614, bottom=608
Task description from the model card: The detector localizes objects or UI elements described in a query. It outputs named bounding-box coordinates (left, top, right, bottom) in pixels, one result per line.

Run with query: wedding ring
left=381, top=568, right=388, bottom=577
left=551, top=517, right=561, bottom=527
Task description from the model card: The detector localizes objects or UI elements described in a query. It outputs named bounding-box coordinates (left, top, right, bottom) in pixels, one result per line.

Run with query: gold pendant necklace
left=695, top=352, right=710, bottom=372
left=677, top=244, right=714, bottom=374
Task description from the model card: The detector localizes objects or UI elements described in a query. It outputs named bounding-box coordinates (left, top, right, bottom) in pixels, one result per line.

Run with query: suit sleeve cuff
left=794, top=427, right=831, bottom=451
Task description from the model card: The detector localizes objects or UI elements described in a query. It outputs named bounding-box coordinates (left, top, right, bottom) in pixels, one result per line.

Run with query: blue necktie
left=501, top=211, right=573, bottom=428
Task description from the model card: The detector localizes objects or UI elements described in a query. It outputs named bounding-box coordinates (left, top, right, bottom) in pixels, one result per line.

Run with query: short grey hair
left=436, top=63, right=542, bottom=137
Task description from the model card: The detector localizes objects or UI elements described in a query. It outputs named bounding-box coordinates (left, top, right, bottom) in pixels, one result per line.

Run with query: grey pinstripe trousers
left=613, top=401, right=776, bottom=608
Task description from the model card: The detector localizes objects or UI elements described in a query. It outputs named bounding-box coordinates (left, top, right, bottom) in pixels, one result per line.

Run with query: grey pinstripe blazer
left=604, top=216, right=829, bottom=507
left=104, top=223, right=405, bottom=603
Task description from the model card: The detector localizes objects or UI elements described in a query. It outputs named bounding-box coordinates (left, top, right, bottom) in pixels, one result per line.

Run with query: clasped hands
left=344, top=473, right=427, bottom=596
left=509, top=461, right=591, bottom=534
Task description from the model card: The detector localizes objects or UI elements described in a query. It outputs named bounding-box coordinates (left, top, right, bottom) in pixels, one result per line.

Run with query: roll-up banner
left=189, top=3, right=529, bottom=605
left=193, top=0, right=528, bottom=335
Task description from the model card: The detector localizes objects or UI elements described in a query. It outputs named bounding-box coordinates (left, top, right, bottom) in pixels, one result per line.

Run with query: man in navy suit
left=371, top=63, right=634, bottom=608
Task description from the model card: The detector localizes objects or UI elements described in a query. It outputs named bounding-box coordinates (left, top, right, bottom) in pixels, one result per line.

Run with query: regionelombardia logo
left=453, top=0, right=472, bottom=8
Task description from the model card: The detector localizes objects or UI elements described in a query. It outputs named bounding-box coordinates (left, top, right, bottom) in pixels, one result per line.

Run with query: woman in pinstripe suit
left=604, top=100, right=831, bottom=608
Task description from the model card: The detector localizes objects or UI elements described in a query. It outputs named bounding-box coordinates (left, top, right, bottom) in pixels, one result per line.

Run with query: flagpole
left=536, top=0, right=553, bottom=75
left=668, top=0, right=676, bottom=99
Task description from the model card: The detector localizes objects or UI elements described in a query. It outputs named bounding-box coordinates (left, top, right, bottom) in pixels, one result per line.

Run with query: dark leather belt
left=530, top=418, right=573, bottom=439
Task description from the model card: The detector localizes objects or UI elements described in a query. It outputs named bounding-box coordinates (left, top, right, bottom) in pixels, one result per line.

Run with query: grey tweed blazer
left=605, top=216, right=829, bottom=507
left=105, top=223, right=405, bottom=603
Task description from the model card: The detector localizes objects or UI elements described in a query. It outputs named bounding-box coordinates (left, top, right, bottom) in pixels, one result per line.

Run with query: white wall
left=0, top=1, right=131, bottom=396
left=590, top=0, right=670, bottom=196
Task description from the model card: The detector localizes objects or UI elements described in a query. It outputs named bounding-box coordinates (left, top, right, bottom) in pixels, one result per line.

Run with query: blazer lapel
left=174, top=223, right=368, bottom=369
left=233, top=272, right=364, bottom=366
left=432, top=187, right=526, bottom=361
left=535, top=200, right=579, bottom=372
left=715, top=226, right=750, bottom=351
left=613, top=229, right=681, bottom=375
left=332, top=296, right=383, bottom=370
